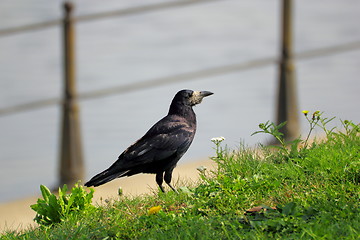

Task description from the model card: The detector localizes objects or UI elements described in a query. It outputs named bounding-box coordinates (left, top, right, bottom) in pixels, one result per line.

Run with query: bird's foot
left=159, top=185, right=165, bottom=193
left=167, top=183, right=179, bottom=194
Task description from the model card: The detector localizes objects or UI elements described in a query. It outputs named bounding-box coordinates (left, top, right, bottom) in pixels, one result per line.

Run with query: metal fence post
left=59, top=2, right=84, bottom=187
left=276, top=0, right=300, bottom=141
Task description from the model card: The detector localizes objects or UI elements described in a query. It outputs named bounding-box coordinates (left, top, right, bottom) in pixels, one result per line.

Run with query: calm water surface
left=0, top=0, right=359, bottom=202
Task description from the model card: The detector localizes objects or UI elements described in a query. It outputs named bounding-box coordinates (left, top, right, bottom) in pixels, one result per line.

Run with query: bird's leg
left=156, top=172, right=165, bottom=192
left=167, top=183, right=178, bottom=194
left=164, top=169, right=178, bottom=194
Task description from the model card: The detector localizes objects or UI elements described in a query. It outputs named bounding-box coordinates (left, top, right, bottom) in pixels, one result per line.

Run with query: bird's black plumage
left=84, top=89, right=213, bottom=192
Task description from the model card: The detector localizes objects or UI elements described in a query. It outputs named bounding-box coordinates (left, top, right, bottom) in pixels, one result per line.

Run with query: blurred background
left=0, top=0, right=359, bottom=203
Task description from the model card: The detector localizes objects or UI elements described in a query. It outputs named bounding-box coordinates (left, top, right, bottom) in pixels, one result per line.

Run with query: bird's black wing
left=111, top=115, right=195, bottom=170
left=85, top=115, right=195, bottom=187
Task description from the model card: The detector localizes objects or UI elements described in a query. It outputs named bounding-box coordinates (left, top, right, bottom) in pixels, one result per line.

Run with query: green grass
left=2, top=115, right=359, bottom=239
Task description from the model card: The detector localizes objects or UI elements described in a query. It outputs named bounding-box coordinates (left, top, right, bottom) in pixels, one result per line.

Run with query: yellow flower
left=302, top=110, right=309, bottom=116
left=148, top=206, right=162, bottom=215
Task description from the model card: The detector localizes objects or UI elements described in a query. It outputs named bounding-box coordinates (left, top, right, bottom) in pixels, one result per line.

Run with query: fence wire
left=1, top=1, right=360, bottom=117
left=0, top=0, right=219, bottom=36
left=1, top=40, right=360, bottom=117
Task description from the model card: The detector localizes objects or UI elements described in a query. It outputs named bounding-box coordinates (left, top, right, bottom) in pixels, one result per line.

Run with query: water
left=0, top=0, right=359, bottom=203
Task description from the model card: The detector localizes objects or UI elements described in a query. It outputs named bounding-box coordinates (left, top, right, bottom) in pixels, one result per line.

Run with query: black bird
left=84, top=89, right=213, bottom=192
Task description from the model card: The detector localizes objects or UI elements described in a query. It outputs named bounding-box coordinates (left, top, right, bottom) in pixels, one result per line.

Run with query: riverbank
left=0, top=158, right=215, bottom=233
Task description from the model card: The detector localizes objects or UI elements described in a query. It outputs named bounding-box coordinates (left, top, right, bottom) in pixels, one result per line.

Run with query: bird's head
left=172, top=89, right=214, bottom=107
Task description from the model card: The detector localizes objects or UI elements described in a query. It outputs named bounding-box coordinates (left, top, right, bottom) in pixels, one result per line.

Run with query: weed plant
left=2, top=112, right=359, bottom=239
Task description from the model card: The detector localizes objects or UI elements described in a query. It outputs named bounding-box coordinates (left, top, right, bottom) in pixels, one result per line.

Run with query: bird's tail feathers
left=84, top=168, right=129, bottom=187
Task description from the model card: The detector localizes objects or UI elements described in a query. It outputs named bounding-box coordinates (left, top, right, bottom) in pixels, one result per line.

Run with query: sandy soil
left=0, top=159, right=216, bottom=233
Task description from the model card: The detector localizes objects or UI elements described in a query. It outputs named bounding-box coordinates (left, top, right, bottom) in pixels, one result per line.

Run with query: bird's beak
left=199, top=91, right=214, bottom=98
left=189, top=91, right=213, bottom=106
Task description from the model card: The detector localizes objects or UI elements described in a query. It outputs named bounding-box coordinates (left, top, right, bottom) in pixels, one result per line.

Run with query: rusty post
left=276, top=0, right=300, bottom=141
left=59, top=2, right=84, bottom=187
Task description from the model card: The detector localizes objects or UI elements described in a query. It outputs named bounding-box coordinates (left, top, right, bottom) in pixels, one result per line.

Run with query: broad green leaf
left=40, top=185, right=51, bottom=201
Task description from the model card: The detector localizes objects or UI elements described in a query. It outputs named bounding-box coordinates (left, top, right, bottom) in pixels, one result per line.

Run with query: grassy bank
left=2, top=114, right=359, bottom=239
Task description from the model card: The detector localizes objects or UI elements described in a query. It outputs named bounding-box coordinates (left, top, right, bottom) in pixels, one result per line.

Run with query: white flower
left=196, top=166, right=207, bottom=173
left=211, top=136, right=225, bottom=143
